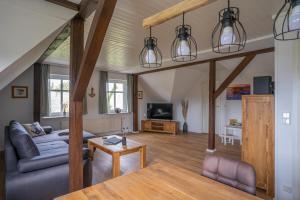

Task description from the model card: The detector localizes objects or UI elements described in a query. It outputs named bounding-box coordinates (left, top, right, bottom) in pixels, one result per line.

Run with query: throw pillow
left=23, top=122, right=46, bottom=137
left=9, top=121, right=40, bottom=159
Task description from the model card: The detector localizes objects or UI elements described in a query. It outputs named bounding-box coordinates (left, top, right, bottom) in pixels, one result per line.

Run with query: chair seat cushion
left=33, top=129, right=96, bottom=144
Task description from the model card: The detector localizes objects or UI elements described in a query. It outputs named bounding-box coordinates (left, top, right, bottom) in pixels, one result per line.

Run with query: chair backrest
left=202, top=155, right=256, bottom=195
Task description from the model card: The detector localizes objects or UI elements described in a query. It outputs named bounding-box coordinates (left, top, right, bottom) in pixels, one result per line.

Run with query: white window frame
left=49, top=74, right=70, bottom=116
left=107, top=79, right=128, bottom=113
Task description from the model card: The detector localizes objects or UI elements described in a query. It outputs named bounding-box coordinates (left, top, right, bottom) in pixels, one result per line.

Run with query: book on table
left=103, top=137, right=122, bottom=145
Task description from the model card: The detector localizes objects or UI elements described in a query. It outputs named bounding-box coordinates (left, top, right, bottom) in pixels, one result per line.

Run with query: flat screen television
left=147, top=103, right=173, bottom=120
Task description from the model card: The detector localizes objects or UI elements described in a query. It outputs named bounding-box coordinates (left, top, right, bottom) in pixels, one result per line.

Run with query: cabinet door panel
left=242, top=96, right=274, bottom=192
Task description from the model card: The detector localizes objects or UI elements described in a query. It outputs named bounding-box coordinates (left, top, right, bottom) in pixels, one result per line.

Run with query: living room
left=0, top=0, right=300, bottom=200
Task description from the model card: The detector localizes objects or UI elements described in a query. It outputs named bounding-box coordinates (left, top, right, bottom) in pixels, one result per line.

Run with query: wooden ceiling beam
left=136, top=47, right=274, bottom=76
left=213, top=54, right=256, bottom=99
left=72, top=0, right=117, bottom=101
left=79, top=0, right=101, bottom=18
left=143, top=0, right=216, bottom=29
left=46, top=0, right=79, bottom=11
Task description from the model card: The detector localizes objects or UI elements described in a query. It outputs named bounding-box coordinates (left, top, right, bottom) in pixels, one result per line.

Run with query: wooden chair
left=220, top=126, right=234, bottom=145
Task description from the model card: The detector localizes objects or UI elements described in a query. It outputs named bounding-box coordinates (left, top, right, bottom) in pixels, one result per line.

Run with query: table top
left=55, top=162, right=262, bottom=200
left=88, top=135, right=145, bottom=154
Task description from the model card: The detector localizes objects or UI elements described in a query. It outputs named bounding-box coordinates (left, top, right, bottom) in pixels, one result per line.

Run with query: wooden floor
left=92, top=132, right=240, bottom=183
left=0, top=132, right=270, bottom=200
left=92, top=132, right=270, bottom=200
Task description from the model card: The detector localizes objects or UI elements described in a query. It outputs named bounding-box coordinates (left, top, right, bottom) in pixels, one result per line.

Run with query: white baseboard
left=206, top=148, right=216, bottom=153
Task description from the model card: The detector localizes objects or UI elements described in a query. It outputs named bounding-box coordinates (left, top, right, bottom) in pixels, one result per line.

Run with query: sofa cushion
left=9, top=121, right=40, bottom=159
left=36, top=141, right=69, bottom=155
left=33, top=129, right=96, bottom=144
left=18, top=152, right=69, bottom=173
left=18, top=141, right=89, bottom=173
left=23, top=122, right=46, bottom=137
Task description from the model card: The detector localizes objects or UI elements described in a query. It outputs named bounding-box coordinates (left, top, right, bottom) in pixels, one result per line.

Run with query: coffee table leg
left=140, top=146, right=146, bottom=169
left=112, top=153, right=120, bottom=177
left=88, top=143, right=96, bottom=161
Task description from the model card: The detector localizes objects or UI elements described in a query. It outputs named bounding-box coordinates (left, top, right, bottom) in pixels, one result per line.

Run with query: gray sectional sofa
left=4, top=121, right=96, bottom=200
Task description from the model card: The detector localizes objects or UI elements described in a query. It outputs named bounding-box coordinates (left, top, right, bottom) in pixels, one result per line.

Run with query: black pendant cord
left=228, top=0, right=230, bottom=9
left=182, top=12, right=185, bottom=26
left=149, top=26, right=152, bottom=37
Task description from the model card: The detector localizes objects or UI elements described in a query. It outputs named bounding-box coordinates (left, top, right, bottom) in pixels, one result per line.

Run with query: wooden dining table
left=55, top=162, right=262, bottom=200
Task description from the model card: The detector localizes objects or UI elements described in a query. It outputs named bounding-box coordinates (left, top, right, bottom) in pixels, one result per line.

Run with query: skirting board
left=206, top=148, right=216, bottom=153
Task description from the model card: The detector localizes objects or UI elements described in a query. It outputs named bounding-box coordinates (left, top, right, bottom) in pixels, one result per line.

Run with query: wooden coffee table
left=88, top=135, right=146, bottom=177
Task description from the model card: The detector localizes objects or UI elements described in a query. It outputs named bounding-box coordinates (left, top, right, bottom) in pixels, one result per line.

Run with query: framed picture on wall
left=226, top=84, right=250, bottom=100
left=11, top=86, right=28, bottom=98
left=138, top=91, right=143, bottom=99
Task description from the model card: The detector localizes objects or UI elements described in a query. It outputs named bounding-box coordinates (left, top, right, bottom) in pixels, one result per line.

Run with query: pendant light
left=139, top=27, right=162, bottom=68
left=274, top=0, right=300, bottom=40
left=171, top=12, right=197, bottom=62
left=212, top=0, right=246, bottom=54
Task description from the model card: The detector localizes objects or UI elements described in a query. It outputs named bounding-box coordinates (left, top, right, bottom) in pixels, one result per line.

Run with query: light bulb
left=177, top=40, right=190, bottom=56
left=145, top=49, right=156, bottom=64
left=221, top=26, right=236, bottom=45
left=289, top=4, right=300, bottom=31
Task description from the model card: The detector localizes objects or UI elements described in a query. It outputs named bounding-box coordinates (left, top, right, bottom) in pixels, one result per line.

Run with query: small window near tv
left=107, top=80, right=128, bottom=113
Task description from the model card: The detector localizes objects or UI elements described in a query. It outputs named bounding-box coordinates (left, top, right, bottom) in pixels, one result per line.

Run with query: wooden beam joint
left=136, top=47, right=274, bottom=76
left=72, top=0, right=117, bottom=101
left=214, top=54, right=256, bottom=99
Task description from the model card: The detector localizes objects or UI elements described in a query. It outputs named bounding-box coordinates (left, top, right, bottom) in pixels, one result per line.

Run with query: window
left=107, top=80, right=127, bottom=113
left=49, top=75, right=70, bottom=116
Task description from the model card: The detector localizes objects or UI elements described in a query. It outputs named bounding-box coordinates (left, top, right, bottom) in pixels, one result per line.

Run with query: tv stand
left=141, top=120, right=179, bottom=135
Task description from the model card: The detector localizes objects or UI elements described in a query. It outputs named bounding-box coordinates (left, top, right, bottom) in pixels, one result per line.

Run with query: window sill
left=42, top=115, right=69, bottom=119
left=106, top=112, right=131, bottom=115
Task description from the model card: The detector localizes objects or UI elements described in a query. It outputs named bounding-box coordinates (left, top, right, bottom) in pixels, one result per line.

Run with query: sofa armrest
left=17, top=153, right=69, bottom=173
left=42, top=126, right=53, bottom=134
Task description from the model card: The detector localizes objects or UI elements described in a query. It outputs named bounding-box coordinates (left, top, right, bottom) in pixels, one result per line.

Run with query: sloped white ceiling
left=140, top=70, right=176, bottom=102
left=0, top=25, right=65, bottom=90
left=0, top=0, right=77, bottom=89
left=45, top=0, right=282, bottom=74
left=140, top=63, right=210, bottom=102
left=171, top=66, right=207, bottom=101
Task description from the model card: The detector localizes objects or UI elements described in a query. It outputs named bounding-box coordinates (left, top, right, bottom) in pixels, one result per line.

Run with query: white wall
left=138, top=56, right=274, bottom=134
left=0, top=67, right=34, bottom=150
left=173, top=78, right=205, bottom=133
left=275, top=40, right=300, bottom=200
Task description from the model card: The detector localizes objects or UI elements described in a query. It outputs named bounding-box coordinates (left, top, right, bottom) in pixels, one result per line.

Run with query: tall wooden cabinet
left=242, top=95, right=274, bottom=197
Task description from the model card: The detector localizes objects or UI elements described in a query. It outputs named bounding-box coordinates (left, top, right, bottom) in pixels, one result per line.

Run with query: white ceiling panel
left=45, top=0, right=283, bottom=73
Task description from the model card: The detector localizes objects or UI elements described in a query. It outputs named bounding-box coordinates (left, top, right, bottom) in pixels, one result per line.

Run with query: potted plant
left=181, top=100, right=189, bottom=133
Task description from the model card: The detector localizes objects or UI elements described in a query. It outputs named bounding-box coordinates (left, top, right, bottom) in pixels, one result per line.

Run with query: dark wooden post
left=208, top=60, right=216, bottom=151
left=33, top=63, right=41, bottom=122
left=133, top=74, right=139, bottom=132
left=69, top=16, right=84, bottom=192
